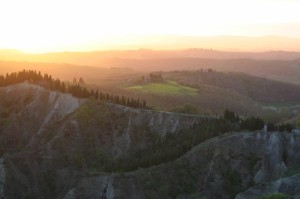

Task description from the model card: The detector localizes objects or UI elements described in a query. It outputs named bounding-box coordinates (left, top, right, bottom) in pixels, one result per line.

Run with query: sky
left=0, top=0, right=299, bottom=53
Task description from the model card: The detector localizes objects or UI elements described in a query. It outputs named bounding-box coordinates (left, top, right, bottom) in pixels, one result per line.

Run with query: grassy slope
left=120, top=71, right=300, bottom=123
left=127, top=81, right=198, bottom=96
left=123, top=79, right=263, bottom=119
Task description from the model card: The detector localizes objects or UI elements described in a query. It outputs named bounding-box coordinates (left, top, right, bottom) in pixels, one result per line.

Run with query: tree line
left=0, top=70, right=147, bottom=109
left=223, top=109, right=294, bottom=132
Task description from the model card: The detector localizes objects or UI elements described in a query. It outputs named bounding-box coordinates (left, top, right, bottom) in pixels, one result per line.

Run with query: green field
left=127, top=81, right=198, bottom=96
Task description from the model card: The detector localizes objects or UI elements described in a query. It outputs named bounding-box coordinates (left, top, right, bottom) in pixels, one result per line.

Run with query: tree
left=79, top=77, right=85, bottom=84
left=296, top=118, right=300, bottom=129
left=61, top=82, right=66, bottom=93
left=95, top=90, right=99, bottom=100
left=267, top=122, right=276, bottom=132
left=277, top=123, right=293, bottom=132
left=223, top=109, right=239, bottom=122
left=240, top=117, right=264, bottom=131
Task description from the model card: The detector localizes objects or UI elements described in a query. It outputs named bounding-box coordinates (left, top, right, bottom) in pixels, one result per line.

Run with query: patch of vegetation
left=256, top=193, right=291, bottom=199
left=0, top=146, right=5, bottom=156
left=138, top=164, right=198, bottom=198
left=127, top=81, right=198, bottom=96
left=240, top=117, right=265, bottom=131
left=0, top=108, right=11, bottom=126
left=167, top=160, right=199, bottom=198
left=223, top=169, right=243, bottom=197
left=42, top=128, right=56, bottom=141
left=137, top=159, right=203, bottom=198
left=0, top=117, right=11, bottom=128
left=40, top=169, right=57, bottom=196
left=59, top=101, right=116, bottom=171
left=223, top=109, right=240, bottom=122
left=284, top=166, right=300, bottom=177
left=170, top=103, right=198, bottom=114
left=24, top=193, right=37, bottom=199
left=84, top=148, right=113, bottom=171
left=185, top=194, right=207, bottom=199
left=246, top=153, right=261, bottom=172
left=75, top=99, right=99, bottom=128
left=138, top=170, right=169, bottom=199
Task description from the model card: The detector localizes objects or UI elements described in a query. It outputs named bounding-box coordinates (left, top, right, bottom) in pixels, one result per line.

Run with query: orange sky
left=0, top=0, right=300, bottom=53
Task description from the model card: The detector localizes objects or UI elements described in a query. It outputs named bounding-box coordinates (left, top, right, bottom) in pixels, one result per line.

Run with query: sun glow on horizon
left=0, top=0, right=300, bottom=53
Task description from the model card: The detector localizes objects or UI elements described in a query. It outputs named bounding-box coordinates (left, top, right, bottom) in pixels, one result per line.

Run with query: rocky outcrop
left=57, top=131, right=300, bottom=199
left=0, top=82, right=83, bottom=151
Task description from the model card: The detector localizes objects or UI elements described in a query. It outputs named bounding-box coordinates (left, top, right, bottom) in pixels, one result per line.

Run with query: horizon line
left=1, top=34, right=300, bottom=54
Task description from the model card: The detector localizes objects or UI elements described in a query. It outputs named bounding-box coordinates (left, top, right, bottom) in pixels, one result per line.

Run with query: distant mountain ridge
left=1, top=48, right=300, bottom=65
left=4, top=35, right=300, bottom=52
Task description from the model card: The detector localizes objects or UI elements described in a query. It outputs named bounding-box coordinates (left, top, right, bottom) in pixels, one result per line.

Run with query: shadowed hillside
left=0, top=83, right=300, bottom=198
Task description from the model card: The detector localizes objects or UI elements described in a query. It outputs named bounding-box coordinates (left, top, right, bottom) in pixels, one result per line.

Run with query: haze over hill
left=88, top=35, right=300, bottom=52
left=2, top=54, right=300, bottom=86
left=2, top=35, right=300, bottom=59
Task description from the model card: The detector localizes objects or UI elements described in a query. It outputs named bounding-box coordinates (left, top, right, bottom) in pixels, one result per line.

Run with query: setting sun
left=0, top=0, right=300, bottom=52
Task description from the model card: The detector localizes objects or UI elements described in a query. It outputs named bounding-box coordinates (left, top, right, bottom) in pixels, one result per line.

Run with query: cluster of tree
left=223, top=109, right=294, bottom=132
left=149, top=72, right=163, bottom=82
left=0, top=70, right=147, bottom=109
left=223, top=109, right=240, bottom=123
left=0, top=70, right=69, bottom=93
left=67, top=84, right=90, bottom=98
left=240, top=117, right=265, bottom=131
left=73, top=77, right=85, bottom=84
left=223, top=109, right=264, bottom=131
left=136, top=72, right=164, bottom=84
left=89, top=89, right=146, bottom=109
left=0, top=70, right=45, bottom=86
left=266, top=122, right=293, bottom=132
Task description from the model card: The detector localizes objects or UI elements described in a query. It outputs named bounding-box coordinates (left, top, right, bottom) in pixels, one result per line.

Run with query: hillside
left=0, top=60, right=137, bottom=85
left=121, top=71, right=300, bottom=124
left=1, top=83, right=300, bottom=198
left=164, top=70, right=300, bottom=103
left=100, top=58, right=300, bottom=85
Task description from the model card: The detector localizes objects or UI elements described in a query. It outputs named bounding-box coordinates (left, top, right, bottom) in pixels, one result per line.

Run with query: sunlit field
left=127, top=81, right=198, bottom=96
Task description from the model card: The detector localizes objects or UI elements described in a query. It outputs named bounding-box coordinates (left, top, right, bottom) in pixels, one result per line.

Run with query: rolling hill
left=2, top=49, right=300, bottom=85
left=164, top=70, right=300, bottom=103
left=120, top=70, right=300, bottom=124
